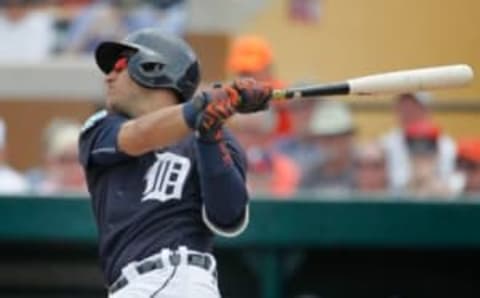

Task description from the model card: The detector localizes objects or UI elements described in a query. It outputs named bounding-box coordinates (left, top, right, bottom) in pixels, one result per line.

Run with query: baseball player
left=79, top=28, right=271, bottom=298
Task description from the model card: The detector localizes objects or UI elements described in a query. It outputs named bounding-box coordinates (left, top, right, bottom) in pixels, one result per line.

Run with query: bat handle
left=271, top=89, right=297, bottom=101
left=271, top=89, right=286, bottom=100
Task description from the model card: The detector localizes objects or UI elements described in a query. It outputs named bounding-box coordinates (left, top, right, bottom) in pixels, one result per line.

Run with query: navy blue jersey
left=79, top=110, right=247, bottom=284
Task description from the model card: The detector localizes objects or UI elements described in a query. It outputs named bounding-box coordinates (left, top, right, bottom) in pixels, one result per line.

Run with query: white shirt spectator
left=0, top=165, right=28, bottom=194
left=382, top=128, right=456, bottom=192
left=0, top=10, right=55, bottom=61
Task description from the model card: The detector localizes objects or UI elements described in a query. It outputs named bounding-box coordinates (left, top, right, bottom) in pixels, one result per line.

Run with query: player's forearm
left=195, top=140, right=249, bottom=227
left=118, top=105, right=191, bottom=156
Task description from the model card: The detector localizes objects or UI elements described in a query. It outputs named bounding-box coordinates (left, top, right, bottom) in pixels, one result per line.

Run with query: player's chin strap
left=149, top=251, right=181, bottom=298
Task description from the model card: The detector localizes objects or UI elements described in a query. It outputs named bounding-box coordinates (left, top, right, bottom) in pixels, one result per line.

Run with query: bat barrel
left=348, top=64, right=474, bottom=95
left=271, top=64, right=474, bottom=100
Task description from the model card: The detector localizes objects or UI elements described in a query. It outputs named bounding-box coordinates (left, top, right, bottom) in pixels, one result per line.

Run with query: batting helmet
left=95, top=28, right=200, bottom=102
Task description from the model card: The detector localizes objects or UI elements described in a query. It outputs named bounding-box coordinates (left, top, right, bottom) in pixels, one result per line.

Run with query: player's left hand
left=232, top=78, right=272, bottom=113
left=192, top=85, right=239, bottom=142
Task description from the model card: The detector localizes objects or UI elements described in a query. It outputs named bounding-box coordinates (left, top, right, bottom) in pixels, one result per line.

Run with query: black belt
left=109, top=252, right=216, bottom=294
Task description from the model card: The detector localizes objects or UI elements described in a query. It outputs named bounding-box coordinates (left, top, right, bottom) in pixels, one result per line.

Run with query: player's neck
left=133, top=91, right=178, bottom=116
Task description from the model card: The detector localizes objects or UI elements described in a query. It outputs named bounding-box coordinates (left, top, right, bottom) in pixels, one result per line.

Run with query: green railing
left=1, top=196, right=480, bottom=298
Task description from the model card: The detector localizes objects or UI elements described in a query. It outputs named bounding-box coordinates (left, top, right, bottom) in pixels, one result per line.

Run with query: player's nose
left=105, top=70, right=117, bottom=84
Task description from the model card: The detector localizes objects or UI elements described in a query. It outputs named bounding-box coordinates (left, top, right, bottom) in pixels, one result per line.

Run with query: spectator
left=299, top=100, right=356, bottom=195
left=274, top=85, right=318, bottom=165
left=61, top=0, right=187, bottom=55
left=226, top=35, right=292, bottom=137
left=354, top=141, right=388, bottom=194
left=456, top=138, right=480, bottom=195
left=26, top=119, right=86, bottom=195
left=0, top=0, right=56, bottom=61
left=229, top=112, right=300, bottom=198
left=51, top=0, right=95, bottom=52
left=149, top=0, right=187, bottom=34
left=382, top=93, right=456, bottom=191
left=403, top=119, right=454, bottom=198
left=0, top=118, right=29, bottom=194
left=227, top=35, right=281, bottom=85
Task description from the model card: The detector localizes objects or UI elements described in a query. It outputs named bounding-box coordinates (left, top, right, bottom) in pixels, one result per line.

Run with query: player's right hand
left=191, top=84, right=239, bottom=142
left=232, top=78, right=272, bottom=113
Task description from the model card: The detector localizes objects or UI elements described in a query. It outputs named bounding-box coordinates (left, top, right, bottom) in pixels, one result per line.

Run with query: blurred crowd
left=0, top=117, right=86, bottom=195
left=0, top=1, right=479, bottom=200
left=0, top=0, right=187, bottom=61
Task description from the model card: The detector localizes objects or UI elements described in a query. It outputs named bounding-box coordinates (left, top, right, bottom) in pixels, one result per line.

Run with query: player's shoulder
left=81, top=109, right=109, bottom=134
left=80, top=109, right=128, bottom=135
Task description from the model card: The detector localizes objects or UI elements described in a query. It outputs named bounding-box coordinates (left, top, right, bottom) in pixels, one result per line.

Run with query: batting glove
left=189, top=85, right=239, bottom=142
left=232, top=78, right=272, bottom=113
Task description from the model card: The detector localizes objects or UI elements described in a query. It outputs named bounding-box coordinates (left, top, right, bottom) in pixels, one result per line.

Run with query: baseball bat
left=271, top=64, right=474, bottom=100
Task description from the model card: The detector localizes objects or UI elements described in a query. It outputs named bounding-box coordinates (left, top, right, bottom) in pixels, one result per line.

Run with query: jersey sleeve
left=223, top=129, right=248, bottom=179
left=202, top=204, right=250, bottom=238
left=79, top=110, right=133, bottom=168
left=200, top=128, right=250, bottom=238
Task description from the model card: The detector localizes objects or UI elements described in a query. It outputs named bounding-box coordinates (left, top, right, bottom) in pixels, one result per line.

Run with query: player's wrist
left=182, top=101, right=198, bottom=129
left=196, top=127, right=225, bottom=143
left=182, top=92, right=208, bottom=129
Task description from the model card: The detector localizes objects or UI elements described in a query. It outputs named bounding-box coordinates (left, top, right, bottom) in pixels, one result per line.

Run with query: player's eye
left=113, top=57, right=128, bottom=73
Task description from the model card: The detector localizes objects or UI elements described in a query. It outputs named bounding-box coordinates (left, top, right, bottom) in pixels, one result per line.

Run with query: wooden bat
left=271, top=64, right=474, bottom=100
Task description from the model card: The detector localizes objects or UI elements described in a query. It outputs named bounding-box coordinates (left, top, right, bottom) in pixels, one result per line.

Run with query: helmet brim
left=95, top=41, right=138, bottom=74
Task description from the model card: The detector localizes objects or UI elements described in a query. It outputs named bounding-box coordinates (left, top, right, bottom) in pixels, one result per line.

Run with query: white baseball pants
left=109, top=247, right=220, bottom=298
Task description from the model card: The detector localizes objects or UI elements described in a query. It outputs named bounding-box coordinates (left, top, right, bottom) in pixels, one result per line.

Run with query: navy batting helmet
left=95, top=28, right=200, bottom=102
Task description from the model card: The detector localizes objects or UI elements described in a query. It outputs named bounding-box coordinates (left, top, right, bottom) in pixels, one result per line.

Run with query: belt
left=109, top=252, right=216, bottom=294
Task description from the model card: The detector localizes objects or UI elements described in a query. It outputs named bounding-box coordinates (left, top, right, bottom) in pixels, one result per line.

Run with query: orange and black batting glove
left=231, top=78, right=272, bottom=114
left=190, top=84, right=240, bottom=143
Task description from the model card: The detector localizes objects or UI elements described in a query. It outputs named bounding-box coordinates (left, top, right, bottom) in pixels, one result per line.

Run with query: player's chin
left=109, top=102, right=123, bottom=114
left=106, top=95, right=122, bottom=111
left=105, top=97, right=115, bottom=111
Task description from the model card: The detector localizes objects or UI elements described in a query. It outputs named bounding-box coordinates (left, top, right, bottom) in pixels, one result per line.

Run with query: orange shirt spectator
left=456, top=138, right=480, bottom=195
left=247, top=149, right=300, bottom=198
left=229, top=112, right=300, bottom=198
left=226, top=35, right=292, bottom=137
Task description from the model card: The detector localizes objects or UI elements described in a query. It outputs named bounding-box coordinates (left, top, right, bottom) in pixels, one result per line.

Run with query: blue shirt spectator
left=61, top=0, right=187, bottom=54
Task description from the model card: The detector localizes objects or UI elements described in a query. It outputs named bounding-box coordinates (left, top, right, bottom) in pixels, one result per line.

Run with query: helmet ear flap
left=177, top=61, right=201, bottom=100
